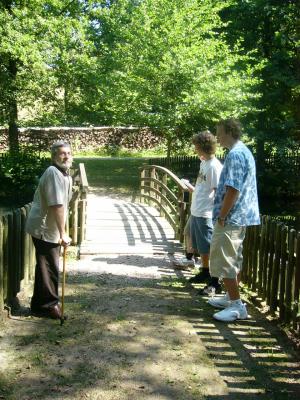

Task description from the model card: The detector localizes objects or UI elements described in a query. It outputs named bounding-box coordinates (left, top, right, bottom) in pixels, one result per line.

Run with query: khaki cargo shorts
left=209, top=223, right=246, bottom=279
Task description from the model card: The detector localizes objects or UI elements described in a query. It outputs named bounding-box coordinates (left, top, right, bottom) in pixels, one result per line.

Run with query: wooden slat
left=279, top=225, right=288, bottom=320
left=13, top=209, right=22, bottom=296
left=262, top=217, right=271, bottom=300
left=258, top=216, right=266, bottom=295
left=285, top=229, right=296, bottom=323
left=270, top=223, right=282, bottom=313
left=251, top=225, right=260, bottom=291
left=0, top=218, right=3, bottom=315
left=248, top=226, right=255, bottom=287
left=266, top=220, right=276, bottom=306
left=21, top=207, right=30, bottom=285
left=142, top=164, right=189, bottom=190
left=137, top=194, right=176, bottom=229
left=141, top=177, right=177, bottom=203
left=2, top=215, right=8, bottom=302
left=242, top=227, right=250, bottom=284
left=140, top=190, right=177, bottom=216
left=79, top=162, right=89, bottom=192
left=293, top=232, right=300, bottom=331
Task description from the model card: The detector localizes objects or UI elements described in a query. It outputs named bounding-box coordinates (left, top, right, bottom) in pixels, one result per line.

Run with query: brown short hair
left=216, top=118, right=242, bottom=139
left=192, top=130, right=217, bottom=155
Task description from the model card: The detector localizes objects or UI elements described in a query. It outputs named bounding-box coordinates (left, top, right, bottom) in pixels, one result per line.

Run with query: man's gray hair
left=51, top=141, right=71, bottom=160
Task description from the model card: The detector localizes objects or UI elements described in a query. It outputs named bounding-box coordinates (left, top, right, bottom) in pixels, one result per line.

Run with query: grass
left=73, top=145, right=167, bottom=158
left=74, top=157, right=146, bottom=194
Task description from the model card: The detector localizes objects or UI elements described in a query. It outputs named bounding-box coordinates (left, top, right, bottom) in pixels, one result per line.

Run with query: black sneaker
left=188, top=268, right=210, bottom=284
left=198, top=277, right=222, bottom=295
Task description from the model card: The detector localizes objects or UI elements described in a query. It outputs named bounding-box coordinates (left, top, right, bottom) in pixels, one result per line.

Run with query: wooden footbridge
left=79, top=165, right=191, bottom=258
left=79, top=194, right=182, bottom=258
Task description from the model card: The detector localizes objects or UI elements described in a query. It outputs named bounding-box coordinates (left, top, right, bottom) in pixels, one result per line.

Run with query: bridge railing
left=140, top=164, right=191, bottom=242
left=0, top=163, right=89, bottom=313
left=140, top=164, right=300, bottom=333
left=68, top=163, right=89, bottom=244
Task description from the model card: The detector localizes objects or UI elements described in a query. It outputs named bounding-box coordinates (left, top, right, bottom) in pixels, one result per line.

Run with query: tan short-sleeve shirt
left=26, top=166, right=72, bottom=243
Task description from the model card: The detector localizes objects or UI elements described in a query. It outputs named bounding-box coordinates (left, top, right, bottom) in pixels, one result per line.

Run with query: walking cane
left=60, top=245, right=67, bottom=326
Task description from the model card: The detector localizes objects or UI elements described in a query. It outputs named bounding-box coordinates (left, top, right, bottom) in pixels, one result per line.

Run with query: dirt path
left=0, top=253, right=299, bottom=400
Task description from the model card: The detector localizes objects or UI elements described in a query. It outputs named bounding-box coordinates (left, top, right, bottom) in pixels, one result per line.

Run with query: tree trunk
left=64, top=83, right=69, bottom=118
left=256, top=135, right=265, bottom=173
left=166, top=136, right=172, bottom=164
left=293, top=0, right=300, bottom=141
left=8, top=58, right=19, bottom=153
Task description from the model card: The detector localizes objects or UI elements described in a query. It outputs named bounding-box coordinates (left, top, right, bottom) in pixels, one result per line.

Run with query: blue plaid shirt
left=213, top=141, right=260, bottom=226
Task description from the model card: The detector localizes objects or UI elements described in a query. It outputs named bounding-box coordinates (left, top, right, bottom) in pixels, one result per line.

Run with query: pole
left=60, top=246, right=67, bottom=326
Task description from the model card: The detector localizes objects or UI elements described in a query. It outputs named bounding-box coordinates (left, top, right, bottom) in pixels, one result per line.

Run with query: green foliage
left=0, top=1, right=95, bottom=127
left=0, top=153, right=49, bottom=206
left=74, top=144, right=166, bottom=158
left=89, top=0, right=261, bottom=147
left=0, top=0, right=298, bottom=157
left=221, top=0, right=300, bottom=148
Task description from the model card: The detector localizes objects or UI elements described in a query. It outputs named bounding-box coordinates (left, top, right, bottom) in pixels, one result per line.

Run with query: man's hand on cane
left=59, top=234, right=72, bottom=247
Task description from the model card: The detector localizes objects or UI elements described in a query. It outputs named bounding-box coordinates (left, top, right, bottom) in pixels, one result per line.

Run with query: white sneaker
left=208, top=293, right=231, bottom=309
left=172, top=257, right=195, bottom=269
left=213, top=302, right=248, bottom=322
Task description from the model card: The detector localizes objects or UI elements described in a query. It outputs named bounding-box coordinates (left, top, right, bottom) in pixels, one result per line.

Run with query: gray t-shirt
left=26, top=166, right=72, bottom=243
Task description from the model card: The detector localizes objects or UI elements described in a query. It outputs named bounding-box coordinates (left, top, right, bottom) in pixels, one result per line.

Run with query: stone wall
left=0, top=126, right=162, bottom=152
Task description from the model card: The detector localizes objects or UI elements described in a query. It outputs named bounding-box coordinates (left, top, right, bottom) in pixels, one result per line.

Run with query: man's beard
left=55, top=159, right=72, bottom=170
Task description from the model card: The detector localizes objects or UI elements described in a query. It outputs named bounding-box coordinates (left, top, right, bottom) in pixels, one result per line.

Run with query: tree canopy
left=0, top=0, right=299, bottom=154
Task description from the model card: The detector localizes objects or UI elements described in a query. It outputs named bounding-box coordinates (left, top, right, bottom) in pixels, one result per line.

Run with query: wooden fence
left=141, top=165, right=300, bottom=333
left=149, top=152, right=300, bottom=172
left=149, top=153, right=300, bottom=199
left=0, top=163, right=89, bottom=314
left=242, top=217, right=300, bottom=333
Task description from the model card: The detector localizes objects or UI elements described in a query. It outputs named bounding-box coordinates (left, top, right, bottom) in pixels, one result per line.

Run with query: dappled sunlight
left=1, top=269, right=300, bottom=399
left=189, top=299, right=300, bottom=399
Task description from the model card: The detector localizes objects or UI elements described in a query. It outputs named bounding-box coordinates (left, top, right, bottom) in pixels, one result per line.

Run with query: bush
left=0, top=152, right=49, bottom=206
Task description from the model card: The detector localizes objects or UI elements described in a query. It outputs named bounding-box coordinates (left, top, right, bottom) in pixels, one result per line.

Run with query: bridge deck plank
left=79, top=195, right=182, bottom=258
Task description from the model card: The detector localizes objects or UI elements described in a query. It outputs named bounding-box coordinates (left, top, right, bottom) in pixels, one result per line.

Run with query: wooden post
left=251, top=225, right=260, bottom=291
left=285, top=229, right=296, bottom=324
left=140, top=168, right=145, bottom=203
left=270, top=223, right=282, bottom=313
left=0, top=218, right=4, bottom=315
left=6, top=213, right=14, bottom=302
left=72, top=198, right=79, bottom=245
left=79, top=198, right=87, bottom=243
left=13, top=209, right=22, bottom=297
left=22, top=207, right=30, bottom=285
left=262, top=217, right=271, bottom=300
left=177, top=189, right=188, bottom=243
left=242, top=227, right=250, bottom=283
left=279, top=225, right=288, bottom=320
left=160, top=173, right=168, bottom=217
left=258, top=216, right=266, bottom=296
left=150, top=167, right=156, bottom=207
left=293, top=232, right=300, bottom=331
left=266, top=220, right=276, bottom=306
left=2, top=215, right=9, bottom=303
left=24, top=204, right=35, bottom=281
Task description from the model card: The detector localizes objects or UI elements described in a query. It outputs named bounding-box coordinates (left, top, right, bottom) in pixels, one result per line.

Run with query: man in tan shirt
left=26, top=141, right=72, bottom=319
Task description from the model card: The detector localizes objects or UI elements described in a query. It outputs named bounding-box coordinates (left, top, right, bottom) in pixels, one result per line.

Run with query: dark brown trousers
left=30, top=237, right=60, bottom=312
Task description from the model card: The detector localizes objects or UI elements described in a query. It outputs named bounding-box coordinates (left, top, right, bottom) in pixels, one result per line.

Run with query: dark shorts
left=190, top=215, right=213, bottom=254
